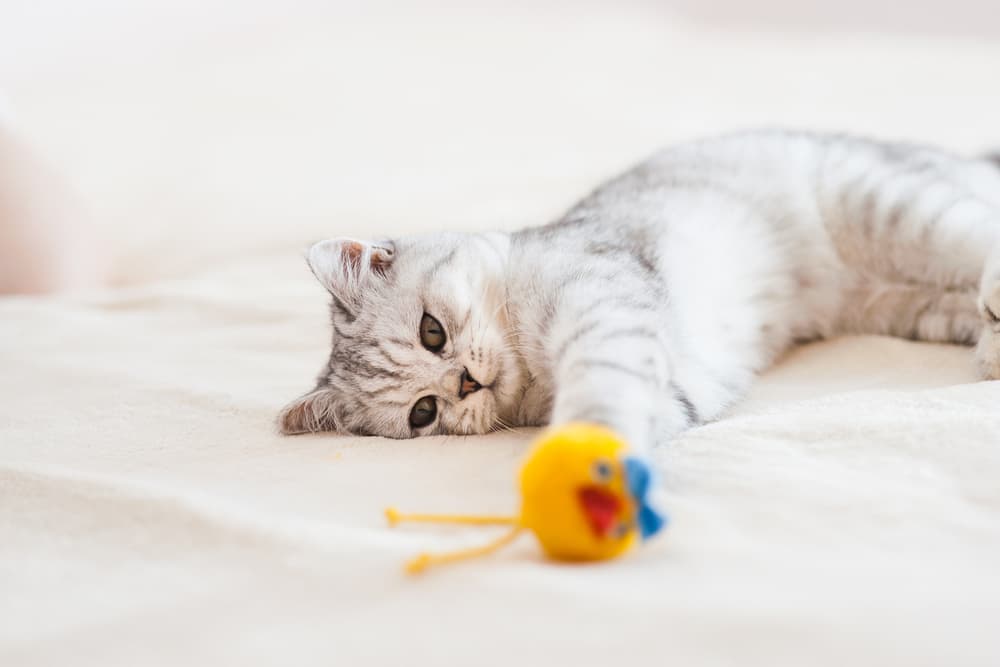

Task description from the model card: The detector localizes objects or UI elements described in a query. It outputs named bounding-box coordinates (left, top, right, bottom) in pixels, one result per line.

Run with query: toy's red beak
left=578, top=486, right=622, bottom=537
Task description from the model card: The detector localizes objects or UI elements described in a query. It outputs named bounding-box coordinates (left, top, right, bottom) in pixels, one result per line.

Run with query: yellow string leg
left=384, top=507, right=518, bottom=527
left=403, top=525, right=524, bottom=575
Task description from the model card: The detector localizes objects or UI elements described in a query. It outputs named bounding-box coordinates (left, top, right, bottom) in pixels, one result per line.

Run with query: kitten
left=279, top=130, right=1000, bottom=454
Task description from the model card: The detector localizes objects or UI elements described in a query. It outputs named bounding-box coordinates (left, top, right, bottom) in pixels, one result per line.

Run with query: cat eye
left=419, top=313, right=447, bottom=352
left=409, top=396, right=438, bottom=428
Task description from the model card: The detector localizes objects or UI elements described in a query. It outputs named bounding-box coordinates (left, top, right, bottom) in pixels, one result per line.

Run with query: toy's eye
left=420, top=313, right=446, bottom=352
left=409, top=396, right=438, bottom=428
left=591, top=459, right=613, bottom=483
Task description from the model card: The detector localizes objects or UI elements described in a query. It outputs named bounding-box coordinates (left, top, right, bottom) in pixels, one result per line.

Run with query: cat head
left=279, top=232, right=523, bottom=438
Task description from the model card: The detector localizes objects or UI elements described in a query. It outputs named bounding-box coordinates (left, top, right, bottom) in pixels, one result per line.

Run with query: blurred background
left=2, top=0, right=999, bottom=290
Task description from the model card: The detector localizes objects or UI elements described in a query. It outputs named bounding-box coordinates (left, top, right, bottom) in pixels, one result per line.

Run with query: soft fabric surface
left=3, top=2, right=1000, bottom=665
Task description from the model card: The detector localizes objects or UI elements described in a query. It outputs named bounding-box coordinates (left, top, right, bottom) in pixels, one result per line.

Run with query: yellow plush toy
left=385, top=423, right=667, bottom=574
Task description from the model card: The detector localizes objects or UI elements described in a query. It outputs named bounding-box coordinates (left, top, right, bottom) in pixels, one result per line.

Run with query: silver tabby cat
left=279, top=130, right=1000, bottom=454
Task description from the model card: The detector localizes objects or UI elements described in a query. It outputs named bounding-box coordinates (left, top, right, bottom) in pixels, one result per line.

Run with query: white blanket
left=2, top=3, right=1000, bottom=665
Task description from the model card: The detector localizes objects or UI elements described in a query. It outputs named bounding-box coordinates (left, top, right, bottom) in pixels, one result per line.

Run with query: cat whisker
left=490, top=415, right=516, bottom=434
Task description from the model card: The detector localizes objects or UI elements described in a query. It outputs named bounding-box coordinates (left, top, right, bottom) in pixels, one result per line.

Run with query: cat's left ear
left=306, top=238, right=395, bottom=313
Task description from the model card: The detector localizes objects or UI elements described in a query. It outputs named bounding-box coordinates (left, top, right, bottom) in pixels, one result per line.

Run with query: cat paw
left=975, top=281, right=1000, bottom=379
left=976, top=330, right=1000, bottom=379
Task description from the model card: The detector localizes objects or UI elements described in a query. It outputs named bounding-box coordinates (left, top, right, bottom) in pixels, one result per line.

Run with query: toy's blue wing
left=623, top=456, right=668, bottom=539
left=636, top=504, right=666, bottom=539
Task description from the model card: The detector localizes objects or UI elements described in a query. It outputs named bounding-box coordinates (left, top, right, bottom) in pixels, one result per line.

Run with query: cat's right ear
left=306, top=238, right=395, bottom=316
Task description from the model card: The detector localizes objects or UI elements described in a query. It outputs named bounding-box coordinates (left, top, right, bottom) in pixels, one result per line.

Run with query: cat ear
left=306, top=238, right=395, bottom=312
left=277, top=387, right=338, bottom=435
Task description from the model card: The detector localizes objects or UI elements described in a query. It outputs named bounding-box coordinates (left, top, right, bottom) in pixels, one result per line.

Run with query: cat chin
left=490, top=361, right=526, bottom=424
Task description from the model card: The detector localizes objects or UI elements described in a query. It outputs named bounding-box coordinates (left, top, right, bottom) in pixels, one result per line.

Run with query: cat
left=279, top=130, right=1000, bottom=455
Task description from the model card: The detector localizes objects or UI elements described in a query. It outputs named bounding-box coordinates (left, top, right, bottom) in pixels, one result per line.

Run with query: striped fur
left=280, top=130, right=1000, bottom=452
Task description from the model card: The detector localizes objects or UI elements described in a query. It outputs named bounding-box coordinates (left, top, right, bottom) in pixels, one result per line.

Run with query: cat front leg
left=544, top=301, right=693, bottom=456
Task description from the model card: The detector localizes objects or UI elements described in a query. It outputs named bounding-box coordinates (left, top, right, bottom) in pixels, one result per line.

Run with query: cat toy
left=385, top=423, right=667, bottom=574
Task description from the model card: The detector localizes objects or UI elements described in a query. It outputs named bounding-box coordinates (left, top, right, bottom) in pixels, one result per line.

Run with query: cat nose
left=458, top=368, right=482, bottom=399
